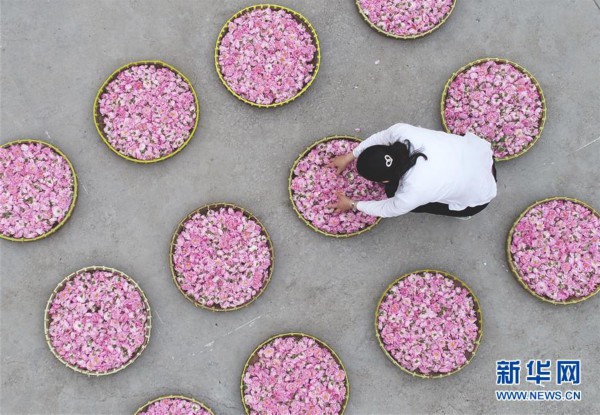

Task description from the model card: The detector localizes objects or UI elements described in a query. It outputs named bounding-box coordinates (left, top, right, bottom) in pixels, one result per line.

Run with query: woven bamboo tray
left=355, top=0, right=457, bottom=40
left=440, top=57, right=547, bottom=161
left=170, top=203, right=275, bottom=312
left=0, top=139, right=78, bottom=242
left=506, top=197, right=600, bottom=305
left=240, top=332, right=350, bottom=414
left=134, top=394, right=214, bottom=415
left=214, top=4, right=321, bottom=108
left=375, top=269, right=483, bottom=379
left=289, top=135, right=383, bottom=238
left=93, top=60, right=200, bottom=163
left=44, top=266, right=152, bottom=376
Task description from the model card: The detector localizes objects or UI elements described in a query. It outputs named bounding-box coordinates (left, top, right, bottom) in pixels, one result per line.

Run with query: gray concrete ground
left=1, top=0, right=599, bottom=414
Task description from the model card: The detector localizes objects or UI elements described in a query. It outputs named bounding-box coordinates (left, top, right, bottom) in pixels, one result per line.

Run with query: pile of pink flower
left=172, top=206, right=272, bottom=309
left=98, top=64, right=197, bottom=160
left=138, top=397, right=211, bottom=415
left=243, top=335, right=347, bottom=414
left=0, top=142, right=75, bottom=239
left=358, top=0, right=454, bottom=37
left=377, top=272, right=480, bottom=376
left=218, top=7, right=317, bottom=105
left=510, top=199, right=600, bottom=302
left=444, top=60, right=544, bottom=159
left=46, top=269, right=149, bottom=373
left=291, top=138, right=386, bottom=235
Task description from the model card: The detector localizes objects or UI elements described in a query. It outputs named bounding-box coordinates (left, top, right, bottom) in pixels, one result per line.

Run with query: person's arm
left=352, top=123, right=409, bottom=158
left=330, top=183, right=429, bottom=218
left=356, top=184, right=429, bottom=218
left=355, top=198, right=412, bottom=218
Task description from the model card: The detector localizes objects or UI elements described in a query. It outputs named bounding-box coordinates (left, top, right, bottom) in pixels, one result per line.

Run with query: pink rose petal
left=47, top=269, right=150, bottom=373
left=377, top=271, right=481, bottom=376
left=98, top=64, right=197, bottom=160
left=291, top=138, right=386, bottom=235
left=218, top=7, right=317, bottom=105
left=359, top=0, right=454, bottom=37
left=172, top=206, right=272, bottom=309
left=510, top=199, right=600, bottom=302
left=444, top=60, right=544, bottom=158
left=243, top=335, right=347, bottom=414
left=0, top=142, right=75, bottom=239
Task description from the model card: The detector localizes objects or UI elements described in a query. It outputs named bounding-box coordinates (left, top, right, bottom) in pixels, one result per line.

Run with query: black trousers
left=410, top=162, right=497, bottom=218
left=411, top=201, right=490, bottom=217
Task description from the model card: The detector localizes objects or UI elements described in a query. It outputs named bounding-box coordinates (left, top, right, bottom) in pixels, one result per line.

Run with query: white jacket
left=353, top=123, right=497, bottom=217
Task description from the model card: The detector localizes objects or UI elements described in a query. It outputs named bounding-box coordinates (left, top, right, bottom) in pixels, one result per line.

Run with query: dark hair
left=356, top=141, right=427, bottom=197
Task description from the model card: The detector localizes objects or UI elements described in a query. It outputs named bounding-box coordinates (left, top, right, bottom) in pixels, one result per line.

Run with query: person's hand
left=327, top=153, right=355, bottom=175
left=328, top=192, right=354, bottom=213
